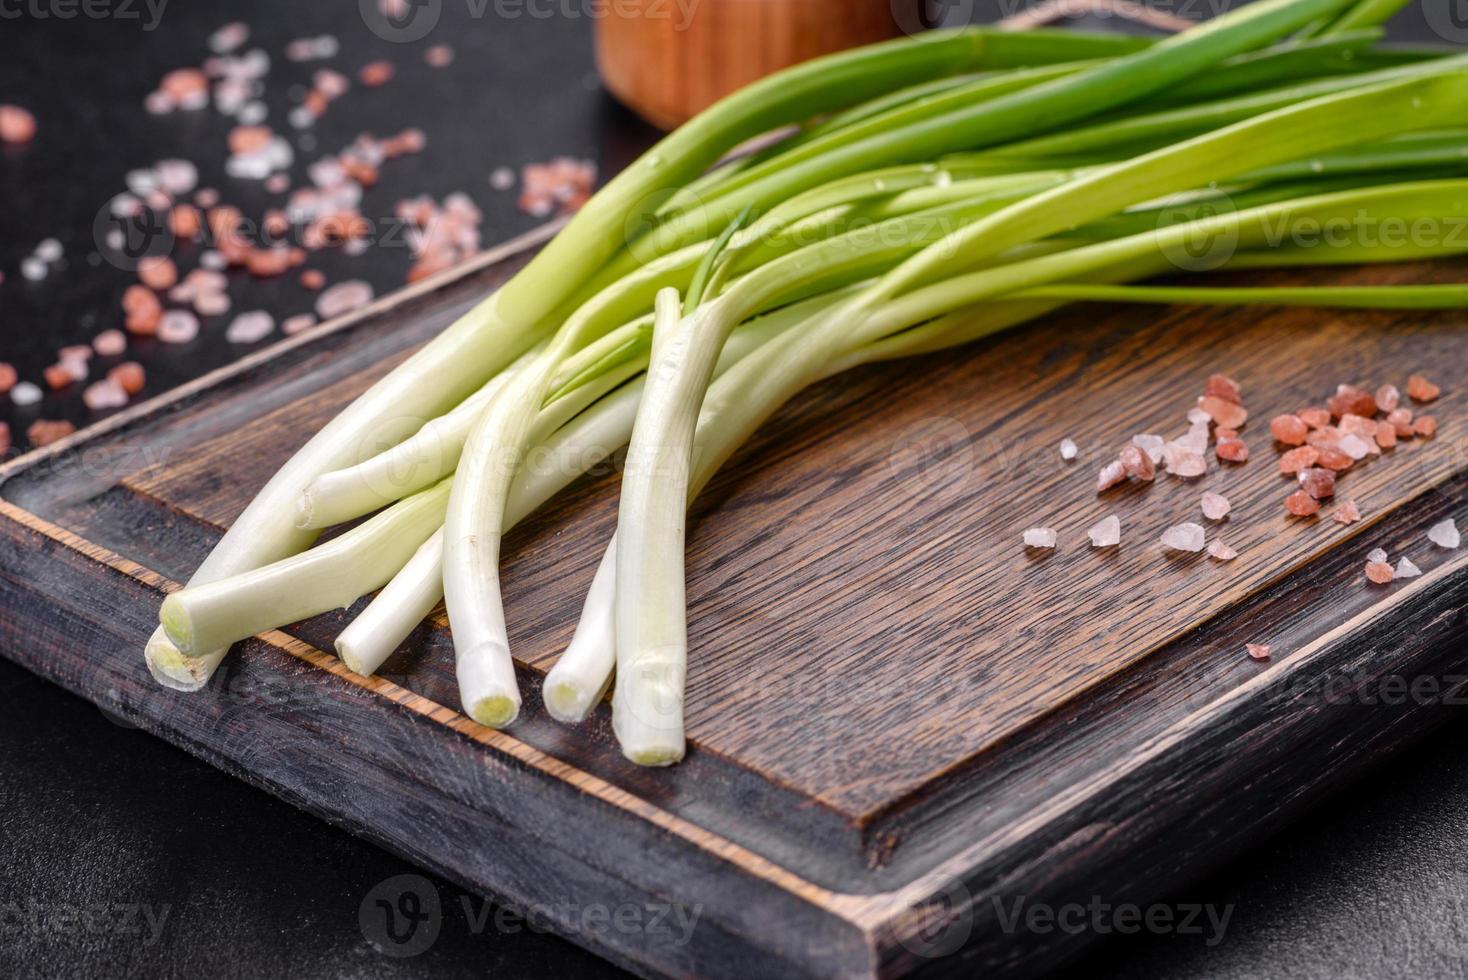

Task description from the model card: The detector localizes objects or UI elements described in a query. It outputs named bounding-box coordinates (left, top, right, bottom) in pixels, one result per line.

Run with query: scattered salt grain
left=1207, top=540, right=1238, bottom=561
left=1406, top=374, right=1440, bottom=403
left=1332, top=500, right=1361, bottom=525
left=27, top=419, right=75, bottom=447
left=225, top=310, right=275, bottom=344
left=1427, top=519, right=1460, bottom=550
left=208, top=22, right=250, bottom=54
left=1119, top=444, right=1155, bottom=482
left=1198, top=395, right=1248, bottom=430
left=20, top=257, right=47, bottom=281
left=1367, top=548, right=1389, bottom=564
left=1269, top=414, right=1308, bottom=446
left=1328, top=384, right=1376, bottom=419
left=1186, top=408, right=1211, bottom=426
left=490, top=166, right=516, bottom=191
left=10, top=381, right=42, bottom=406
left=1215, top=438, right=1248, bottom=463
left=1096, top=459, right=1125, bottom=493
left=1088, top=515, right=1120, bottom=548
left=1160, top=523, right=1205, bottom=553
left=281, top=314, right=317, bottom=336
left=1297, top=467, right=1335, bottom=500
left=1338, top=434, right=1371, bottom=461
left=1299, top=407, right=1331, bottom=429
left=82, top=378, right=128, bottom=411
left=1246, top=643, right=1271, bottom=661
left=0, top=104, right=37, bottom=143
left=1414, top=416, right=1437, bottom=438
left=1365, top=561, right=1395, bottom=585
left=1395, top=557, right=1422, bottom=579
left=316, top=280, right=374, bottom=319
left=158, top=310, right=200, bottom=344
left=1132, top=434, right=1165, bottom=464
left=1023, top=527, right=1057, bottom=549
left=34, top=238, right=62, bottom=263
left=1164, top=444, right=1206, bottom=479
left=1059, top=438, right=1077, bottom=461
left=1285, top=491, right=1320, bottom=517
left=1201, top=491, right=1231, bottom=521
left=1375, top=384, right=1400, bottom=413
left=425, top=44, right=455, bottom=67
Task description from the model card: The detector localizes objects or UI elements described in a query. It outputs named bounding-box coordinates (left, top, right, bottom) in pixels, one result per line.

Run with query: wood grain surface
left=1, top=234, right=1464, bottom=978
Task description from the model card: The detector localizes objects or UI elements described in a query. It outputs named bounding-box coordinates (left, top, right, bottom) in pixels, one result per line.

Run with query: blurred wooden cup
left=596, top=0, right=922, bottom=130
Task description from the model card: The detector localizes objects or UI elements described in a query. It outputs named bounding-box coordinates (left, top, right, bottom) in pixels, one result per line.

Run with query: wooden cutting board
left=1, top=225, right=1464, bottom=978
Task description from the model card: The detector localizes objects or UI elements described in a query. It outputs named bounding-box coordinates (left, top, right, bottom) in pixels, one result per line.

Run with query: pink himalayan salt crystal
left=316, top=280, right=374, bottom=319
left=226, top=310, right=275, bottom=344
left=1328, top=384, right=1377, bottom=419
left=1205, top=373, right=1242, bottom=405
left=1278, top=446, right=1319, bottom=475
left=1285, top=491, right=1321, bottom=517
left=1297, top=467, right=1335, bottom=500
left=1164, top=445, right=1207, bottom=479
left=1088, top=515, right=1121, bottom=548
left=1097, top=459, right=1126, bottom=493
left=1428, top=518, right=1461, bottom=550
left=1332, top=500, right=1362, bottom=525
left=82, top=378, right=128, bottom=411
left=425, top=44, right=454, bottom=67
left=1299, top=407, right=1331, bottom=429
left=1406, top=374, right=1440, bottom=403
left=1375, top=384, right=1400, bottom=413
left=1059, top=438, right=1077, bottom=461
left=1395, top=557, right=1422, bottom=579
left=1160, top=522, right=1206, bottom=553
left=281, top=314, right=317, bottom=336
left=1198, top=395, right=1248, bottom=430
left=92, top=329, right=127, bottom=357
left=157, top=310, right=199, bottom=344
left=1207, top=539, right=1238, bottom=561
left=1365, top=561, right=1395, bottom=585
left=1414, top=416, right=1437, bottom=438
left=1214, top=427, right=1239, bottom=442
left=1386, top=408, right=1414, bottom=437
left=1119, top=444, right=1155, bottom=482
left=1316, top=448, right=1353, bottom=472
left=1201, top=491, right=1231, bottom=521
left=1176, top=424, right=1210, bottom=456
left=1375, top=421, right=1397, bottom=450
left=1133, top=434, right=1166, bottom=464
left=1215, top=438, right=1248, bottom=463
left=1186, top=408, right=1211, bottom=427
left=1023, top=527, right=1058, bottom=549
left=1246, top=643, right=1271, bottom=661
left=1269, top=414, right=1308, bottom=446
left=1339, top=414, right=1377, bottom=440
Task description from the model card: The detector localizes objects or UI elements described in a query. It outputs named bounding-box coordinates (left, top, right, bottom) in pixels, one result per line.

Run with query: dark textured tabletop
left=1, top=2, right=1463, bottom=978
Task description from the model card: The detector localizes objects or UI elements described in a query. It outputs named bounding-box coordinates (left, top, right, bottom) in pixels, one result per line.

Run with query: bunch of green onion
left=152, top=0, right=1468, bottom=765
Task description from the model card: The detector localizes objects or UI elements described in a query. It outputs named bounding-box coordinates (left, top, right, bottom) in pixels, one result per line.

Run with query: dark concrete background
left=1, top=1, right=1463, bottom=977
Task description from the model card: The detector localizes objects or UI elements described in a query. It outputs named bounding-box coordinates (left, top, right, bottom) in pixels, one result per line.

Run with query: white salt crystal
left=490, top=166, right=516, bottom=191
left=155, top=159, right=198, bottom=196
left=1164, top=445, right=1206, bottom=479
left=1059, top=438, right=1078, bottom=461
left=1161, top=523, right=1206, bottom=553
left=1339, top=434, right=1371, bottom=461
left=1201, top=491, right=1231, bottom=521
left=82, top=379, right=128, bottom=411
left=1088, top=515, right=1120, bottom=548
left=20, top=257, right=47, bottom=281
left=1187, top=408, right=1211, bottom=426
left=226, top=310, right=275, bottom=344
left=1367, top=547, right=1389, bottom=563
left=34, top=238, right=63, bottom=262
left=1178, top=424, right=1210, bottom=456
left=1023, top=527, right=1058, bottom=549
left=1207, top=540, right=1238, bottom=561
left=158, top=310, right=199, bottom=344
left=1395, top=557, right=1422, bottom=579
left=1428, top=519, right=1461, bottom=550
left=1132, top=434, right=1165, bottom=464
left=1096, top=459, right=1126, bottom=493
left=316, top=280, right=374, bottom=319
left=10, top=381, right=42, bottom=406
